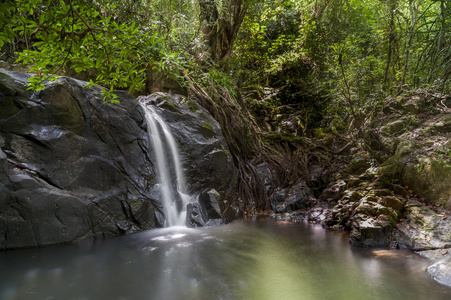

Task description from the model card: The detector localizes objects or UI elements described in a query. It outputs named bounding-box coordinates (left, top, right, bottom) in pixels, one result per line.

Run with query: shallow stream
left=1, top=217, right=450, bottom=300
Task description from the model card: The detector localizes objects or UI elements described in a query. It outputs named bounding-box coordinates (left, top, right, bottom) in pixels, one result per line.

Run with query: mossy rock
left=402, top=157, right=451, bottom=208
left=157, top=100, right=180, bottom=113
left=347, top=177, right=362, bottom=188
left=387, top=93, right=426, bottom=114
left=433, top=114, right=451, bottom=133
left=392, top=184, right=410, bottom=196
left=347, top=156, right=371, bottom=175
left=200, top=121, right=215, bottom=139
left=378, top=139, right=429, bottom=186
left=186, top=100, right=199, bottom=112
left=380, top=118, right=409, bottom=137
left=322, top=134, right=334, bottom=147
left=371, top=189, right=394, bottom=197
left=396, top=139, right=420, bottom=157
left=341, top=190, right=361, bottom=203
left=378, top=196, right=404, bottom=212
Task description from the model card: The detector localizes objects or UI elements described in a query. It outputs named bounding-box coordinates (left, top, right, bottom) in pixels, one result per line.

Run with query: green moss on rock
left=187, top=100, right=198, bottom=112
left=200, top=121, right=215, bottom=139
left=402, top=157, right=451, bottom=208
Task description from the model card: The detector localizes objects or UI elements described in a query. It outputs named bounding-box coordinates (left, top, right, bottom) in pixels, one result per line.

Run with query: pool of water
left=1, top=217, right=450, bottom=300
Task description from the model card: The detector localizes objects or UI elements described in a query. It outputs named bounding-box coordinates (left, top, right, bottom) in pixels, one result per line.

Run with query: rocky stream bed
left=267, top=91, right=451, bottom=287
left=1, top=69, right=451, bottom=288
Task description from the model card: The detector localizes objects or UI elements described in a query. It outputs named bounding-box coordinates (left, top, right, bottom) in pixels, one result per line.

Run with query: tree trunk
left=399, top=0, right=420, bottom=92
left=198, top=0, right=248, bottom=63
left=384, top=0, right=396, bottom=86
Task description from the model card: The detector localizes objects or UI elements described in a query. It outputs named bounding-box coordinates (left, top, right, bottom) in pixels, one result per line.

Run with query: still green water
left=0, top=217, right=450, bottom=300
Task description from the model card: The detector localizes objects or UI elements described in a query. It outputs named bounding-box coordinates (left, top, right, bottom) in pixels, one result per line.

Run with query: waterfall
left=140, top=102, right=191, bottom=227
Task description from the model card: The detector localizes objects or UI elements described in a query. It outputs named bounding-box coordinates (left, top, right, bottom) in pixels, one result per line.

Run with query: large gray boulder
left=0, top=69, right=238, bottom=249
left=394, top=200, right=451, bottom=251
left=392, top=200, right=451, bottom=288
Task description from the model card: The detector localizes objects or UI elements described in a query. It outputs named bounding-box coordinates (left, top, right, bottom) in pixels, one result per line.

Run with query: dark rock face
left=319, top=180, right=346, bottom=203
left=256, top=162, right=276, bottom=194
left=270, top=181, right=315, bottom=213
left=138, top=93, right=239, bottom=223
left=0, top=70, right=156, bottom=250
left=186, top=189, right=225, bottom=227
left=0, top=69, right=238, bottom=249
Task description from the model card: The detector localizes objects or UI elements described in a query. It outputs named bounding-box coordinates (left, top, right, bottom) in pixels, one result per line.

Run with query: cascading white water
left=140, top=103, right=191, bottom=227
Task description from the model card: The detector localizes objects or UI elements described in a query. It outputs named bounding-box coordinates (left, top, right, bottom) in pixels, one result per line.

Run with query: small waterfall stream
left=140, top=102, right=191, bottom=227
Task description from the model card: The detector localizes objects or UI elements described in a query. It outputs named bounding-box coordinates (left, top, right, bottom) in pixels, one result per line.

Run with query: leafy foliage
left=3, top=0, right=173, bottom=101
left=234, top=0, right=451, bottom=130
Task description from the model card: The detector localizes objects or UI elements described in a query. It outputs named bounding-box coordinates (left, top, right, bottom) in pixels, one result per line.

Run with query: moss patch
left=200, top=121, right=215, bottom=139
left=402, top=157, right=451, bottom=207
left=158, top=100, right=179, bottom=113
left=187, top=100, right=198, bottom=112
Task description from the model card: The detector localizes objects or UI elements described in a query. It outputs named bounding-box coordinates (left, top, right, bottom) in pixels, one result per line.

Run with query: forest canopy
left=2, top=0, right=451, bottom=123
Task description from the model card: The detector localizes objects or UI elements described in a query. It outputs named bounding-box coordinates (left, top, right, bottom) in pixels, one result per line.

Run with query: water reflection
left=0, top=217, right=450, bottom=300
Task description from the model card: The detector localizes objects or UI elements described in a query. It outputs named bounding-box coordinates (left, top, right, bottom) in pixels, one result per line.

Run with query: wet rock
left=256, top=162, right=275, bottom=194
left=0, top=70, right=155, bottom=249
left=394, top=200, right=451, bottom=251
left=427, top=258, right=451, bottom=287
left=186, top=202, right=208, bottom=227
left=308, top=164, right=324, bottom=184
left=0, top=69, right=238, bottom=249
left=186, top=189, right=225, bottom=227
left=139, top=93, right=239, bottom=219
left=350, top=214, right=395, bottom=247
left=325, top=186, right=404, bottom=247
left=307, top=207, right=329, bottom=224
left=326, top=203, right=353, bottom=229
left=270, top=182, right=315, bottom=213
left=319, top=180, right=346, bottom=202
left=350, top=194, right=402, bottom=247
left=285, top=182, right=315, bottom=210
left=198, top=189, right=224, bottom=221
left=270, top=188, right=288, bottom=213
left=346, top=156, right=371, bottom=175
left=418, top=250, right=451, bottom=287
